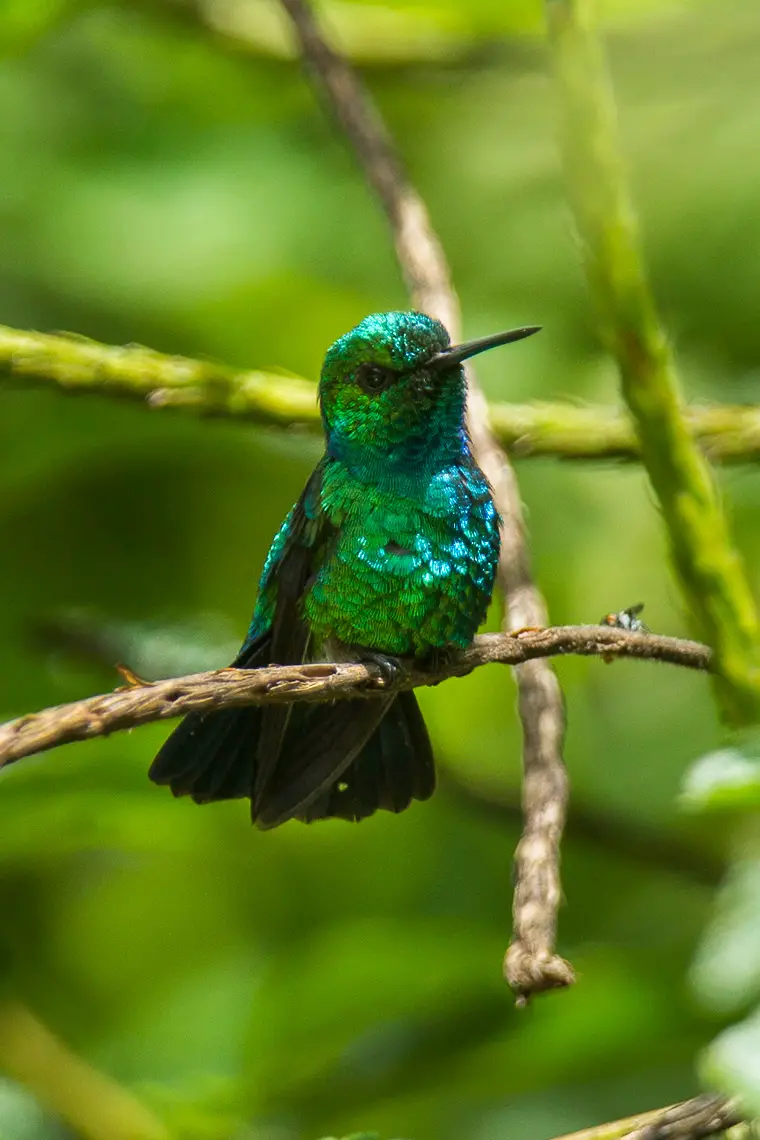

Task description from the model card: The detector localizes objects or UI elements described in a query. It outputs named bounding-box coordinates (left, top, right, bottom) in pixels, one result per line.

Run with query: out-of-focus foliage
left=0, top=0, right=759, bottom=1137
left=149, top=0, right=711, bottom=64
left=685, top=736, right=760, bottom=1114
left=681, top=740, right=760, bottom=814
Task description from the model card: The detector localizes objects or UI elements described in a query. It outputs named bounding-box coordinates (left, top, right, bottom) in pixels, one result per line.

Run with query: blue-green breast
left=304, top=457, right=499, bottom=655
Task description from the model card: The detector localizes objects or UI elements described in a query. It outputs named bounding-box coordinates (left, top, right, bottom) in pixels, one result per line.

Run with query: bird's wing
left=247, top=461, right=338, bottom=807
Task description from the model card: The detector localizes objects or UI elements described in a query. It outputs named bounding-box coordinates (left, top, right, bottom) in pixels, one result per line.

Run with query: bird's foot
left=510, top=625, right=545, bottom=637
left=357, top=649, right=405, bottom=688
left=420, top=645, right=457, bottom=671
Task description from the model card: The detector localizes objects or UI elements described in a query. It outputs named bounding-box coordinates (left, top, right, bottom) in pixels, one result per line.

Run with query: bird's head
left=319, top=310, right=539, bottom=461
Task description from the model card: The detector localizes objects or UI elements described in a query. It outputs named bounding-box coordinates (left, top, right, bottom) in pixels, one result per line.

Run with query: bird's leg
left=325, top=638, right=406, bottom=688
left=410, top=646, right=465, bottom=687
left=420, top=645, right=457, bottom=671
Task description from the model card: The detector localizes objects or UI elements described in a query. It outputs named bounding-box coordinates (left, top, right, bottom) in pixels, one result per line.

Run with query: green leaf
left=691, top=858, right=760, bottom=1014
left=680, top=739, right=760, bottom=813
left=702, top=1005, right=760, bottom=1115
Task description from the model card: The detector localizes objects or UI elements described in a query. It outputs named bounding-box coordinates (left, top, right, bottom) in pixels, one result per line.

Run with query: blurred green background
left=2, top=0, right=760, bottom=1137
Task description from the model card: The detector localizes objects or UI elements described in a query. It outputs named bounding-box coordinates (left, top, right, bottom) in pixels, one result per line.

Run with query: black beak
left=427, top=325, right=541, bottom=371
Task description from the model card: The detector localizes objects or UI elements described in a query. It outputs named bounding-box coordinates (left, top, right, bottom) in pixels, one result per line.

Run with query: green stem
left=545, top=0, right=760, bottom=723
left=0, top=1001, right=169, bottom=1140
left=5, top=324, right=760, bottom=463
left=0, top=325, right=318, bottom=429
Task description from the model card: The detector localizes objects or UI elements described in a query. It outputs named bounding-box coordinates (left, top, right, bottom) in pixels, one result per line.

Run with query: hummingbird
left=149, top=311, right=540, bottom=828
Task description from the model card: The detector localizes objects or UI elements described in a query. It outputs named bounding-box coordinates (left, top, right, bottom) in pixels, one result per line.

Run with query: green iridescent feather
left=247, top=311, right=500, bottom=657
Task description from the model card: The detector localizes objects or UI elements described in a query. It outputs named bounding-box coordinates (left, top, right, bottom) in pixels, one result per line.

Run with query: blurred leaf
left=690, top=857, right=760, bottom=1014
left=0, top=1079, right=48, bottom=1140
left=681, top=738, right=760, bottom=813
left=701, top=1006, right=760, bottom=1115
left=31, top=609, right=240, bottom=678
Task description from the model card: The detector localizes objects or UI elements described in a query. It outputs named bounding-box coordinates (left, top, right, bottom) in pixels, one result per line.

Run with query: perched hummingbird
left=149, top=311, right=539, bottom=828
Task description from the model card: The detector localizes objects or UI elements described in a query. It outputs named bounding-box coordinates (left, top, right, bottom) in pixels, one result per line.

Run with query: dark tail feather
left=297, top=692, right=436, bottom=824
left=150, top=636, right=437, bottom=826
left=148, top=635, right=269, bottom=804
left=254, top=696, right=393, bottom=829
left=149, top=705, right=260, bottom=803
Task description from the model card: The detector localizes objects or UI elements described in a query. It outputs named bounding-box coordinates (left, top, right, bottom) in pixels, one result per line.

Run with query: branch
left=0, top=324, right=318, bottom=429
left=5, top=323, right=760, bottom=462
left=490, top=401, right=760, bottom=464
left=626, top=1097, right=743, bottom=1140
left=277, top=0, right=572, bottom=1004
left=0, top=626, right=710, bottom=769
left=546, top=0, right=760, bottom=724
left=27, top=610, right=727, bottom=888
left=551, top=1095, right=744, bottom=1140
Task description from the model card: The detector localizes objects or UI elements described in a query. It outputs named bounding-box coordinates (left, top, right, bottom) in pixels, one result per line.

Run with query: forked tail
left=149, top=639, right=436, bottom=827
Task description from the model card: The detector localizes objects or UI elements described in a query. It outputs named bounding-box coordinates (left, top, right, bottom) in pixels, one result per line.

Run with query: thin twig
left=546, top=0, right=760, bottom=724
left=277, top=0, right=457, bottom=330
left=5, top=324, right=760, bottom=462
left=550, top=1095, right=743, bottom=1140
left=0, top=626, right=710, bottom=769
left=278, top=0, right=572, bottom=1003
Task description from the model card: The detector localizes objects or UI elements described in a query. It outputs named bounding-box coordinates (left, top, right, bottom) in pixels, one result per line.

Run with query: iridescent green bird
left=150, top=311, right=539, bottom=828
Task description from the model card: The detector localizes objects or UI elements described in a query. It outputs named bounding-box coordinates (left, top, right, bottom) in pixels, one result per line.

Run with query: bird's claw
left=421, top=646, right=456, bottom=671
left=358, top=650, right=405, bottom=688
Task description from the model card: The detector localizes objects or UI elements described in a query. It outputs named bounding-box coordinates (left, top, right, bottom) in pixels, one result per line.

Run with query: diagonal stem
left=0, top=1001, right=168, bottom=1140
left=546, top=0, right=760, bottom=724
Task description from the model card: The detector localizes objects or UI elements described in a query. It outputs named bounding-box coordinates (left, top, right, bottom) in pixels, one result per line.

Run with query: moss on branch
left=0, top=324, right=318, bottom=429
left=5, top=324, right=760, bottom=463
left=546, top=0, right=760, bottom=722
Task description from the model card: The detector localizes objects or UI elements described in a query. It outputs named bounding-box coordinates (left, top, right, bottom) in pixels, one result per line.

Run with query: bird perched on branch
left=150, top=311, right=539, bottom=827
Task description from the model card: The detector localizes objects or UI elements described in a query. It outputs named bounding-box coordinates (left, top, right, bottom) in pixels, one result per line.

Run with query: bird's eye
left=356, top=363, right=394, bottom=394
